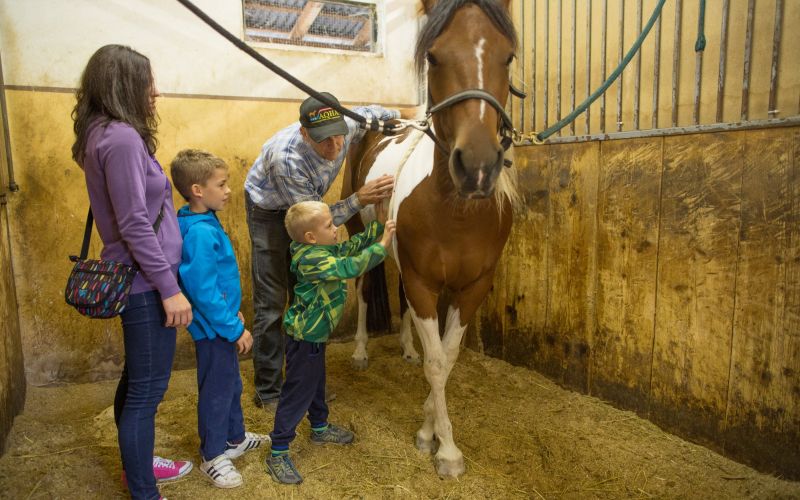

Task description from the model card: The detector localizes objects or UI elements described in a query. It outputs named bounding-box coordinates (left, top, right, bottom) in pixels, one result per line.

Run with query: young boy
left=170, top=149, right=270, bottom=488
left=266, top=200, right=396, bottom=484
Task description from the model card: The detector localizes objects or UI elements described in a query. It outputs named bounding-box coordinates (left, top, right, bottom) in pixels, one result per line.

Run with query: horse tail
left=398, top=276, right=408, bottom=318
left=364, top=262, right=392, bottom=332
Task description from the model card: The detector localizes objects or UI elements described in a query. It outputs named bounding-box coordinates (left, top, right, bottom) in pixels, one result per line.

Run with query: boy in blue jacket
left=171, top=150, right=270, bottom=489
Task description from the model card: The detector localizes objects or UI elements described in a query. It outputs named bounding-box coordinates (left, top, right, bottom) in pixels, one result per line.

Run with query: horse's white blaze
left=361, top=130, right=436, bottom=271
left=475, top=38, right=486, bottom=121
left=351, top=278, right=369, bottom=362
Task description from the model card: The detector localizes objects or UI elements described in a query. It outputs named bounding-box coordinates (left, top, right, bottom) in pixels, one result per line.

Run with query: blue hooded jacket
left=177, top=206, right=244, bottom=342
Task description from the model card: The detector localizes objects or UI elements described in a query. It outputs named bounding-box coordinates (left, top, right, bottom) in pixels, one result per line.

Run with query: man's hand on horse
left=379, top=219, right=396, bottom=250
left=357, top=174, right=394, bottom=205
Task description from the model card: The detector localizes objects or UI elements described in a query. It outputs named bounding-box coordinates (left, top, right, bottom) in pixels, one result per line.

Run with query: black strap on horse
left=425, top=88, right=523, bottom=167
left=174, top=0, right=397, bottom=136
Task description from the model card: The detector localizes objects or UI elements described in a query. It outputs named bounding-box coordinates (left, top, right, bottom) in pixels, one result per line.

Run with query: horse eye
left=426, top=52, right=438, bottom=66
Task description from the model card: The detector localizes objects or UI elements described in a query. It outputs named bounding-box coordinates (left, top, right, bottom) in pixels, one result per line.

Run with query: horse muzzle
left=450, top=145, right=503, bottom=199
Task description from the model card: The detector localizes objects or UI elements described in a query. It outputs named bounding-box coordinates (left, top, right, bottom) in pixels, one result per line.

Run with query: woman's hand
left=162, top=292, right=193, bottom=328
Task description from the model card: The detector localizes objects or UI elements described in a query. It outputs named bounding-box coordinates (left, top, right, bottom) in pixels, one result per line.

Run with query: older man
left=244, top=92, right=403, bottom=410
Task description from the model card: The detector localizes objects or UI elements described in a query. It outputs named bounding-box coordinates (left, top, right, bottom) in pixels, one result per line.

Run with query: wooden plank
left=539, top=142, right=599, bottom=391
left=496, top=146, right=551, bottom=366
left=289, top=1, right=324, bottom=40
left=724, top=127, right=800, bottom=478
left=651, top=132, right=742, bottom=445
left=591, top=137, right=662, bottom=414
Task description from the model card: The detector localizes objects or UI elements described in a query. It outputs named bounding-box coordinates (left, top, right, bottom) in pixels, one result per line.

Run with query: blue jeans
left=270, top=337, right=328, bottom=448
left=114, top=291, right=176, bottom=500
left=245, top=193, right=295, bottom=403
left=195, top=337, right=245, bottom=461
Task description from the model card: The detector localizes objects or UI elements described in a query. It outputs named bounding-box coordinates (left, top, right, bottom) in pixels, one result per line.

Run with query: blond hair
left=285, top=201, right=329, bottom=242
left=170, top=149, right=228, bottom=201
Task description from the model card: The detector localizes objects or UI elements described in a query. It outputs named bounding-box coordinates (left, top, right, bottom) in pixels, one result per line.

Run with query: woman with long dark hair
left=72, top=44, right=193, bottom=499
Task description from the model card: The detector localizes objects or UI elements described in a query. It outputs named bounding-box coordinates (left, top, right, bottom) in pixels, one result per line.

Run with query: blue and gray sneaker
left=310, top=423, right=354, bottom=445
left=266, top=453, right=303, bottom=484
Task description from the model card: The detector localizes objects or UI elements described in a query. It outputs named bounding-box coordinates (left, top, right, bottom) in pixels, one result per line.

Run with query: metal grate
left=243, top=0, right=378, bottom=53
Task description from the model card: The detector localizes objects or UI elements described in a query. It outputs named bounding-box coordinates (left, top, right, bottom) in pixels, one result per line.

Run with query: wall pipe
left=0, top=51, right=19, bottom=194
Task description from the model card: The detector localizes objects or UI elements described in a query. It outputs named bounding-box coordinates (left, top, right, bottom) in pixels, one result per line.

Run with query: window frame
left=241, top=0, right=384, bottom=57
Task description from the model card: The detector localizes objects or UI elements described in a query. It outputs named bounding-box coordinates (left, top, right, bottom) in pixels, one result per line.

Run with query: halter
left=393, top=84, right=526, bottom=168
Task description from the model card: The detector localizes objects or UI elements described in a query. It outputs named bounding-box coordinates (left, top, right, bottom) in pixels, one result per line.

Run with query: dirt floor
left=1, top=334, right=798, bottom=499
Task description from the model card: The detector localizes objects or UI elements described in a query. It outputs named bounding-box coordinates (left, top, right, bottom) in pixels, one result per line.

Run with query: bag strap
left=71, top=206, right=165, bottom=262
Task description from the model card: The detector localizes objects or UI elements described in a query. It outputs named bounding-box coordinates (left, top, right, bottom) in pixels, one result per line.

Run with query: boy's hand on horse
left=357, top=174, right=394, bottom=205
left=379, top=219, right=396, bottom=249
left=236, top=329, right=253, bottom=355
left=375, top=200, right=389, bottom=224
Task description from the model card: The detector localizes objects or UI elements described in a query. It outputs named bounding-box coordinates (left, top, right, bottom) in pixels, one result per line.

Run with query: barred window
left=243, top=0, right=379, bottom=53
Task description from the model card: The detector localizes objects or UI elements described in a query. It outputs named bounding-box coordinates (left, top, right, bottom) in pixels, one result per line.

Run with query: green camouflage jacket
left=284, top=221, right=387, bottom=343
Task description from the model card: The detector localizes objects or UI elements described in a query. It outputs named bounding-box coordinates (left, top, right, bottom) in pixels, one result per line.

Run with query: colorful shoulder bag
left=65, top=207, right=163, bottom=318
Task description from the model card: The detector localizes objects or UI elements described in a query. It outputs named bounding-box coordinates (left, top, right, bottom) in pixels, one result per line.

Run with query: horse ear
left=420, top=0, right=436, bottom=14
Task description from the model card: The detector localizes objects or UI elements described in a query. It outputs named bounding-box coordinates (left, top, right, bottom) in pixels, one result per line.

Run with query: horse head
left=417, top=0, right=517, bottom=199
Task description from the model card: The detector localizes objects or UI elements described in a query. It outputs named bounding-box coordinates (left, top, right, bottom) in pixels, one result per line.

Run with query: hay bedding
left=1, top=334, right=798, bottom=499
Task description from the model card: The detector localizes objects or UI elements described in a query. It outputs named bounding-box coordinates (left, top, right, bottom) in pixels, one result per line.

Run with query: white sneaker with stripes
left=224, top=431, right=271, bottom=460
left=199, top=454, right=242, bottom=489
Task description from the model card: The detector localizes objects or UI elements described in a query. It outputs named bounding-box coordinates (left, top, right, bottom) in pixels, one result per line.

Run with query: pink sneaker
left=152, top=456, right=193, bottom=482
left=121, top=456, right=193, bottom=486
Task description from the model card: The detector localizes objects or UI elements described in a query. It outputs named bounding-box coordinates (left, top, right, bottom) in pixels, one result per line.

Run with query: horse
left=341, top=0, right=519, bottom=477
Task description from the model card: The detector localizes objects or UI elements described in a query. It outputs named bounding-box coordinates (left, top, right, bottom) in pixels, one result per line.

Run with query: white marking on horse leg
left=441, top=306, right=467, bottom=376
left=475, top=38, right=486, bottom=121
left=399, top=308, right=420, bottom=364
left=351, top=278, right=369, bottom=370
left=410, top=308, right=464, bottom=476
left=408, top=307, right=437, bottom=453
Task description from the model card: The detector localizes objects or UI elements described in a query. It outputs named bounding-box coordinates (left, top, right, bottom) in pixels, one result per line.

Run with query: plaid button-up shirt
left=244, top=105, right=399, bottom=226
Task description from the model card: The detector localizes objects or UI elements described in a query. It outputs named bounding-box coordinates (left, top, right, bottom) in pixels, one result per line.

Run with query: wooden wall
left=0, top=101, right=25, bottom=454
left=474, top=125, right=799, bottom=479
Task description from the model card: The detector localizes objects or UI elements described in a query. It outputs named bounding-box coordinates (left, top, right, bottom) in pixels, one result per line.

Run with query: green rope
left=536, top=0, right=667, bottom=142
left=695, top=0, right=707, bottom=52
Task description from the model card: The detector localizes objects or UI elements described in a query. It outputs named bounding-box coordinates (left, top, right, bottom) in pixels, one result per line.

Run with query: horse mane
left=496, top=154, right=522, bottom=214
left=415, top=0, right=518, bottom=77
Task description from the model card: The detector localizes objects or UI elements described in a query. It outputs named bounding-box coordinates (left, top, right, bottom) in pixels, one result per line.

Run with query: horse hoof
left=415, top=434, right=437, bottom=455
left=435, top=454, right=465, bottom=478
left=403, top=353, right=422, bottom=365
left=351, top=357, right=369, bottom=371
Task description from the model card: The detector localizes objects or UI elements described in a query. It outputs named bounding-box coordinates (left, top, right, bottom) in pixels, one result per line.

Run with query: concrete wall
left=472, top=127, right=800, bottom=479
left=0, top=0, right=420, bottom=387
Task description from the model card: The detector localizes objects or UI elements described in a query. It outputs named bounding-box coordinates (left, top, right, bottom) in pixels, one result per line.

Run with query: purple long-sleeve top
left=82, top=119, right=182, bottom=298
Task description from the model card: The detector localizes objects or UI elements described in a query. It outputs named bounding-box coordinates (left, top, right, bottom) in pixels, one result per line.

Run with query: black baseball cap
left=299, top=92, right=349, bottom=142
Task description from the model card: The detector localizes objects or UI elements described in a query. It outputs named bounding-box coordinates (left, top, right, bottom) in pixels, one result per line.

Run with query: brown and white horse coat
left=343, top=0, right=519, bottom=477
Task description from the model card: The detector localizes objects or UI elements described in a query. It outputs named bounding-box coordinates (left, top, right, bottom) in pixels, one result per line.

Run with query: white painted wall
left=0, top=0, right=420, bottom=105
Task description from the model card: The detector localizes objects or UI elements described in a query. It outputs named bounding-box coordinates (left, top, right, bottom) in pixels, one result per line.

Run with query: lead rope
left=386, top=129, right=426, bottom=222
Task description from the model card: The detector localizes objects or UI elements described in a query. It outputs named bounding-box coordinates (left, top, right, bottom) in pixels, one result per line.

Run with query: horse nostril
left=452, top=148, right=467, bottom=178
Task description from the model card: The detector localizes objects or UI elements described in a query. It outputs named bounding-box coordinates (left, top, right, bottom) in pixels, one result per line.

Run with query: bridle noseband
left=415, top=84, right=525, bottom=168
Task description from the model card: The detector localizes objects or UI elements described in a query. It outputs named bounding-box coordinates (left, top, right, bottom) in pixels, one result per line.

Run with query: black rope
left=175, top=0, right=392, bottom=133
